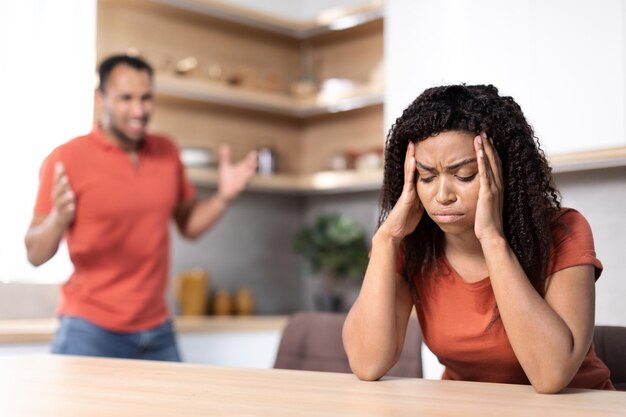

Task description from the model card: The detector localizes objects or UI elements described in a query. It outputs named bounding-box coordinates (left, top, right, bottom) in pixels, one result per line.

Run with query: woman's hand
left=378, top=142, right=424, bottom=243
left=474, top=132, right=505, bottom=242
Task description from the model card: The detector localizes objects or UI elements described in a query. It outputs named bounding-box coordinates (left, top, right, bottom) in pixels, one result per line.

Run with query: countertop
left=0, top=315, right=288, bottom=344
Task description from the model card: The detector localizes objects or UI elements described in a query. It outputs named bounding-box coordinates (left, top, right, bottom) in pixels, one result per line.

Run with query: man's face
left=98, top=64, right=153, bottom=148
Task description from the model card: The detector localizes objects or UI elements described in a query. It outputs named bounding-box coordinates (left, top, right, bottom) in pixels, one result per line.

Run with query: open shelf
left=148, top=0, right=384, bottom=39
left=187, top=167, right=383, bottom=195
left=155, top=74, right=383, bottom=118
left=549, top=146, right=626, bottom=174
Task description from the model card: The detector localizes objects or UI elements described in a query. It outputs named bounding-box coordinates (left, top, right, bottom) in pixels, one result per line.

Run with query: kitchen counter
left=0, top=315, right=288, bottom=344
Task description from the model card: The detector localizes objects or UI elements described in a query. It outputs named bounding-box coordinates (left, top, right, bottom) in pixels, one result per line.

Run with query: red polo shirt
left=34, top=127, right=196, bottom=331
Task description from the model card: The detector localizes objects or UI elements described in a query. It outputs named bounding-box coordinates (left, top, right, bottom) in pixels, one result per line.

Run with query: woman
left=342, top=84, right=614, bottom=393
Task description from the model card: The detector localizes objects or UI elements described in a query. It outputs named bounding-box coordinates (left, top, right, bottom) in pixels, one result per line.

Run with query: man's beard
left=110, top=122, right=145, bottom=149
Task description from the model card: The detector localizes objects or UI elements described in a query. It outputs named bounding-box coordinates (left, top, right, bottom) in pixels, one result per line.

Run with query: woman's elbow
left=529, top=369, right=573, bottom=394
left=349, top=361, right=385, bottom=381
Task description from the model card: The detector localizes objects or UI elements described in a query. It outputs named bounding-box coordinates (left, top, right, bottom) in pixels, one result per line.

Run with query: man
left=24, top=54, right=257, bottom=361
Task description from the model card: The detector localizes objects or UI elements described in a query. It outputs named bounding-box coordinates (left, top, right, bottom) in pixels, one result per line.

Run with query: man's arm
left=25, top=163, right=75, bottom=266
left=175, top=145, right=257, bottom=239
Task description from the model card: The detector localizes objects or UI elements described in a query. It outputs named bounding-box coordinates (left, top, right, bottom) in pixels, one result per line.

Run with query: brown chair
left=593, top=325, right=626, bottom=391
left=274, top=311, right=422, bottom=378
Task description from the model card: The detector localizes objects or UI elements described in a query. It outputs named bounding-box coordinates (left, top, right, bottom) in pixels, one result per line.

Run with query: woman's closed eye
left=455, top=173, right=477, bottom=182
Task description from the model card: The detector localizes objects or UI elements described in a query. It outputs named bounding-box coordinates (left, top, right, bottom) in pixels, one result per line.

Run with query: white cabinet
left=178, top=330, right=282, bottom=368
left=386, top=0, right=626, bottom=165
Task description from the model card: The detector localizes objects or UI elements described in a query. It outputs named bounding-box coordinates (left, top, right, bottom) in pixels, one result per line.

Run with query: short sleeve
left=547, top=209, right=603, bottom=280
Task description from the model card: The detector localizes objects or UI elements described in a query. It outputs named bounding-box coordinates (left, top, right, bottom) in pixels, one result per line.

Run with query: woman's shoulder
left=551, top=208, right=593, bottom=242
left=548, top=207, right=602, bottom=279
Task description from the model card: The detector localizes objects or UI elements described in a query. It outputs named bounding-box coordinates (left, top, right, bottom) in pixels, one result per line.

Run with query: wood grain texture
left=1, top=354, right=624, bottom=416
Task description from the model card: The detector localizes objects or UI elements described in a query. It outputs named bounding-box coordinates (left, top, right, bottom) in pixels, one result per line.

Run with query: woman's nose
left=435, top=177, right=457, bottom=205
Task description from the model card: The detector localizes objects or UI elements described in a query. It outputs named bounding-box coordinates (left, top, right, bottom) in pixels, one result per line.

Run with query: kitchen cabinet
left=0, top=316, right=286, bottom=369
left=98, top=0, right=385, bottom=194
left=386, top=0, right=626, bottom=173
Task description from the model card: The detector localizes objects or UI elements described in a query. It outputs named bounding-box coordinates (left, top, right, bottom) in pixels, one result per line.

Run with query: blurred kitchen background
left=1, top=0, right=625, bottom=330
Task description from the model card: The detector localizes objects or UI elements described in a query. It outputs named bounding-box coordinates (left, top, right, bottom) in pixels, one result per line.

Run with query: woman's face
left=414, top=130, right=480, bottom=236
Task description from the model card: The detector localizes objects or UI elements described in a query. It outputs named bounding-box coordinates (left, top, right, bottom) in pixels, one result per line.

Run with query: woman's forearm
left=481, top=237, right=594, bottom=393
left=343, top=231, right=413, bottom=381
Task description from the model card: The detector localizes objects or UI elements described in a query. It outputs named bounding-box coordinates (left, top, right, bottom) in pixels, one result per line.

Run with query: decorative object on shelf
left=290, top=43, right=318, bottom=98
left=180, top=146, right=214, bottom=168
left=175, top=56, right=199, bottom=76
left=203, top=63, right=223, bottom=82
left=293, top=213, right=369, bottom=312
left=175, top=268, right=210, bottom=316
left=318, top=78, right=360, bottom=101
left=355, top=147, right=384, bottom=171
left=234, top=286, right=255, bottom=315
left=329, top=153, right=348, bottom=171
left=212, top=289, right=232, bottom=316
left=257, top=146, right=277, bottom=175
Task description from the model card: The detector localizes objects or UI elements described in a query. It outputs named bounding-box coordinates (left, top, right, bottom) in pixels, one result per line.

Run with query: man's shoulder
left=144, top=132, right=181, bottom=155
left=49, top=133, right=96, bottom=158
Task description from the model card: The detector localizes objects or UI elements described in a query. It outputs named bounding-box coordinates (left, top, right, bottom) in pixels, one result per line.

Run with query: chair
left=274, top=311, right=422, bottom=378
left=593, top=325, right=626, bottom=391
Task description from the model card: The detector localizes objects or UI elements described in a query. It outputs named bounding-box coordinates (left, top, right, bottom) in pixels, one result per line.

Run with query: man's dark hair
left=97, top=54, right=154, bottom=92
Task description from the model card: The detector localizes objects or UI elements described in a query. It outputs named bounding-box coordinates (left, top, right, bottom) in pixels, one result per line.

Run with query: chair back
left=593, top=325, right=626, bottom=391
left=274, top=311, right=422, bottom=378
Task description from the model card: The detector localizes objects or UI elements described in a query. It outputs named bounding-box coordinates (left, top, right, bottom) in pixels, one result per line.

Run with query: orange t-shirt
left=413, top=208, right=614, bottom=390
left=34, top=127, right=196, bottom=332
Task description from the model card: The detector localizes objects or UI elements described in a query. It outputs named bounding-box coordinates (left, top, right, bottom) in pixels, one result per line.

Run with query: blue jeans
left=51, top=316, right=181, bottom=362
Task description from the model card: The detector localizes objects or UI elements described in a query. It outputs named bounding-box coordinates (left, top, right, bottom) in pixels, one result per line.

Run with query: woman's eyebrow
left=415, top=158, right=477, bottom=172
left=446, top=158, right=477, bottom=171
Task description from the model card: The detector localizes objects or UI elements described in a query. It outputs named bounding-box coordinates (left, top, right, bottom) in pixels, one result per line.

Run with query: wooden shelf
left=187, top=146, right=626, bottom=195
left=155, top=74, right=383, bottom=118
left=187, top=167, right=383, bottom=195
left=147, top=0, right=384, bottom=39
left=550, top=146, right=626, bottom=174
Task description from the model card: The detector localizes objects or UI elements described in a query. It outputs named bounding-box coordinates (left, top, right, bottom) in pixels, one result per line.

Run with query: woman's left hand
left=474, top=132, right=505, bottom=242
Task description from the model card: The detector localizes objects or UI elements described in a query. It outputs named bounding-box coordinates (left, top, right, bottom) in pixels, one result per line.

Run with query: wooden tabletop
left=1, top=354, right=624, bottom=417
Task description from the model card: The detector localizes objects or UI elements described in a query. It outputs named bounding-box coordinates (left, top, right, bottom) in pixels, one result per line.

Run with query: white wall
left=555, top=167, right=626, bottom=326
left=385, top=0, right=625, bottom=155
left=0, top=0, right=96, bottom=283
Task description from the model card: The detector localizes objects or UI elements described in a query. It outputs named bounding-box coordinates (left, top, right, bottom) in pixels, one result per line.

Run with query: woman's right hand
left=378, top=142, right=424, bottom=243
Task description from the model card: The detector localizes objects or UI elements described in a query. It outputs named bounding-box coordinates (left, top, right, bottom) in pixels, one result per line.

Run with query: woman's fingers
left=475, top=134, right=490, bottom=189
left=402, top=141, right=417, bottom=194
left=480, top=132, right=502, bottom=189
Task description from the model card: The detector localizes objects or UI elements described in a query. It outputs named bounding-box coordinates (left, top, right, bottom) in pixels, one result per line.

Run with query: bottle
left=234, top=286, right=255, bottom=315
left=212, top=289, right=232, bottom=316
left=257, top=147, right=277, bottom=175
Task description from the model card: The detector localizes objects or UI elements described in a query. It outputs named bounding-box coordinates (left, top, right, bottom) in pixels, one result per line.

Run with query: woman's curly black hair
left=380, top=84, right=561, bottom=297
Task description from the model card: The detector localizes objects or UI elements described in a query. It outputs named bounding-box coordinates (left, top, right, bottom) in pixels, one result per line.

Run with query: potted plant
left=292, top=213, right=369, bottom=311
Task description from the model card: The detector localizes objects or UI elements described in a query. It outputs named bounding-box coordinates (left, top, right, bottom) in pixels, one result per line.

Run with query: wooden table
left=1, top=355, right=624, bottom=416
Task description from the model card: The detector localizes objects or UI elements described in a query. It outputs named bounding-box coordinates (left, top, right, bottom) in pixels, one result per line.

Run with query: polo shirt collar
left=91, top=124, right=152, bottom=153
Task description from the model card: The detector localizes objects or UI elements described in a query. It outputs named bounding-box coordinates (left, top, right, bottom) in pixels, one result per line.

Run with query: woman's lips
left=431, top=213, right=464, bottom=223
